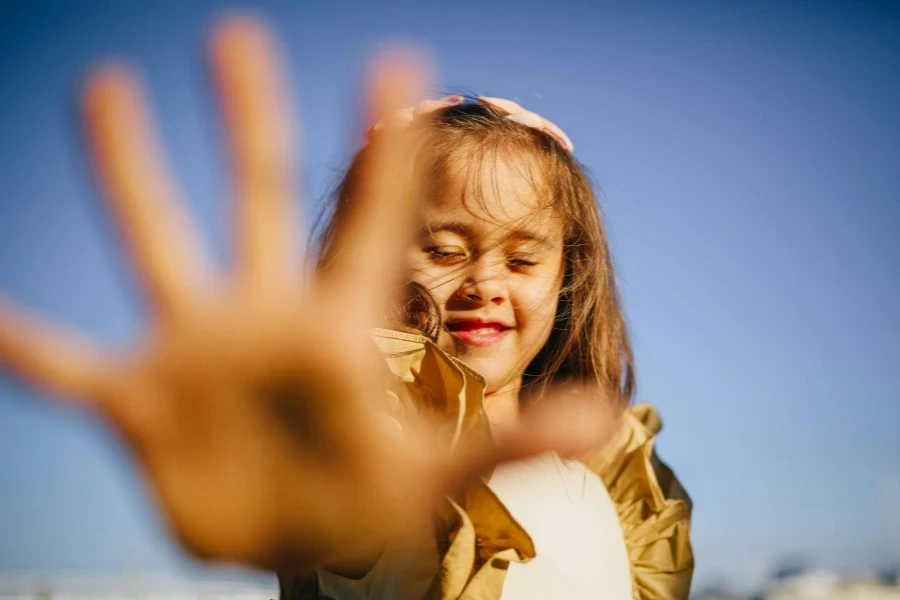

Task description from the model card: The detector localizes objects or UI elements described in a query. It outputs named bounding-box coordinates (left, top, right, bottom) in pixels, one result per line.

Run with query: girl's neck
left=484, top=379, right=521, bottom=435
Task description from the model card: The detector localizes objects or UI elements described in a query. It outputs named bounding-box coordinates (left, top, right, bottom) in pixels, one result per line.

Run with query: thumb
left=439, top=385, right=624, bottom=490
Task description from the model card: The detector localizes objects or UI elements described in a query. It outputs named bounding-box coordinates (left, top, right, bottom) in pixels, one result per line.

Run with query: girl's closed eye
left=507, top=254, right=539, bottom=270
left=506, top=254, right=540, bottom=272
left=426, top=246, right=467, bottom=263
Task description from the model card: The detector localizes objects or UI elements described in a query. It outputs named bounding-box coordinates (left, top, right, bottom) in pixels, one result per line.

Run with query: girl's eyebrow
left=420, top=221, right=554, bottom=249
left=420, top=221, right=473, bottom=240
left=504, top=228, right=554, bottom=249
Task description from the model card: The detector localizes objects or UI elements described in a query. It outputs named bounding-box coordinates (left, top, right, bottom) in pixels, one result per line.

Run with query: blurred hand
left=0, top=16, right=615, bottom=571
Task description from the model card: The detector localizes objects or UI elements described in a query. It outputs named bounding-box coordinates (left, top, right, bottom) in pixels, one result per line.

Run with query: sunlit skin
left=0, top=16, right=619, bottom=573
left=408, top=154, right=565, bottom=432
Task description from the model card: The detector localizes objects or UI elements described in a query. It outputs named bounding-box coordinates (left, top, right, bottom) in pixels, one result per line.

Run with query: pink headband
left=369, top=94, right=574, bottom=153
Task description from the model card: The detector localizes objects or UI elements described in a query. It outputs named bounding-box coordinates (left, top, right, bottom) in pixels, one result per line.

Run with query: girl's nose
left=455, top=259, right=507, bottom=305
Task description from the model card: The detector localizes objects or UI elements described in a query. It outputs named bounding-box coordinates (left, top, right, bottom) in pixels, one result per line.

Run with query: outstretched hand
left=0, top=16, right=616, bottom=572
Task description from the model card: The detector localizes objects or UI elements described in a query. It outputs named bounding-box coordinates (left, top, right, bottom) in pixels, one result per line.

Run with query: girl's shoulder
left=581, top=403, right=695, bottom=600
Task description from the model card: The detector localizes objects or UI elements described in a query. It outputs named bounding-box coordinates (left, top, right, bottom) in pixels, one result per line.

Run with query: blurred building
left=693, top=567, right=900, bottom=600
left=0, top=573, right=277, bottom=600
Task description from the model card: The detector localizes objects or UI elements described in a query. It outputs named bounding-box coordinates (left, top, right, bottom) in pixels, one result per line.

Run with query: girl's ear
left=388, top=280, right=442, bottom=342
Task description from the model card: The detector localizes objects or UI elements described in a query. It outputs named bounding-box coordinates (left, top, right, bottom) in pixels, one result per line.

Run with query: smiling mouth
left=445, top=321, right=511, bottom=346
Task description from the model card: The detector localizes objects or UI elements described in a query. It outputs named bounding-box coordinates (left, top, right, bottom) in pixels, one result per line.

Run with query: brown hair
left=314, top=99, right=635, bottom=406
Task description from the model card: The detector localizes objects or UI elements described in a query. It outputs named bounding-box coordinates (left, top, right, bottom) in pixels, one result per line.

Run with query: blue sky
left=0, top=0, right=898, bottom=590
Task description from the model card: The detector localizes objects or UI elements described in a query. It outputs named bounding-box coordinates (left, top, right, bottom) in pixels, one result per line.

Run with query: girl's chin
left=458, top=359, right=517, bottom=390
left=433, top=332, right=521, bottom=389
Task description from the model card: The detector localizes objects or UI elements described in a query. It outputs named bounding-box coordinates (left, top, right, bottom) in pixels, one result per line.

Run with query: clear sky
left=0, top=0, right=898, bottom=591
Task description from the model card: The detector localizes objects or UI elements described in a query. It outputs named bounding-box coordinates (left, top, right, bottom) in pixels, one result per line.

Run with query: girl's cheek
left=408, top=265, right=457, bottom=307
left=515, top=274, right=562, bottom=331
left=524, top=273, right=562, bottom=306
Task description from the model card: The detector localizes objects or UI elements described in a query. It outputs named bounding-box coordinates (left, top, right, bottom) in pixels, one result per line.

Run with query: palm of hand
left=111, top=296, right=415, bottom=570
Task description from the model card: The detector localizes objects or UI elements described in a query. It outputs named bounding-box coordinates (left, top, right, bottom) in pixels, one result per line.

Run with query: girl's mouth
left=445, top=320, right=511, bottom=347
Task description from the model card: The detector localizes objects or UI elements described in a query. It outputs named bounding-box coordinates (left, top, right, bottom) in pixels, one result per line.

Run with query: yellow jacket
left=279, top=329, right=693, bottom=600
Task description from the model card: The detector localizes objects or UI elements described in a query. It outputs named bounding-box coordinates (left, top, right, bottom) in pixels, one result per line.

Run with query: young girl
left=0, top=17, right=691, bottom=600
left=279, top=95, right=694, bottom=599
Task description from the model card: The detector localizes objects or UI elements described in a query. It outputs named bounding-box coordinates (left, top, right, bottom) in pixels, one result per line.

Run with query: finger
left=438, top=386, right=624, bottom=489
left=0, top=295, right=107, bottom=402
left=210, top=16, right=300, bottom=292
left=83, top=66, right=212, bottom=318
left=322, top=51, right=429, bottom=327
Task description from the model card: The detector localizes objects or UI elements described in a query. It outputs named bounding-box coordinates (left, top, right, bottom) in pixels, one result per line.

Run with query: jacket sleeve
left=583, top=403, right=695, bottom=600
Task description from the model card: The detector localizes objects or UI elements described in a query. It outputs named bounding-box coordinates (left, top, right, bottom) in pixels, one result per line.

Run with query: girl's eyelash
left=509, top=257, right=538, bottom=267
left=426, top=247, right=465, bottom=259
left=425, top=247, right=537, bottom=268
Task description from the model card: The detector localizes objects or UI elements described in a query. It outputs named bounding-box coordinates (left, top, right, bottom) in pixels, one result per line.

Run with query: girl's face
left=407, top=154, right=565, bottom=396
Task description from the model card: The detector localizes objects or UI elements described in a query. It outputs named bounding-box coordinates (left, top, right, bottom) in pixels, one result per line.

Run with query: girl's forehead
left=425, top=152, right=562, bottom=235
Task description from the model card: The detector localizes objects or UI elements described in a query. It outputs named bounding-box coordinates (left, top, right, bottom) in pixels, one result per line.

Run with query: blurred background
left=0, top=0, right=898, bottom=598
